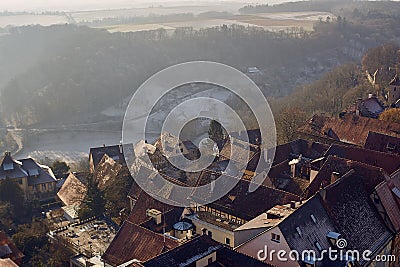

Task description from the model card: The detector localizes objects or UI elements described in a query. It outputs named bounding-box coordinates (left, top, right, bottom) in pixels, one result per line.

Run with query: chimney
left=210, top=179, right=216, bottom=193
left=119, top=144, right=123, bottom=154
left=331, top=172, right=340, bottom=184
left=368, top=93, right=373, bottom=99
left=103, top=144, right=106, bottom=147
left=266, top=211, right=282, bottom=219
left=320, top=189, right=327, bottom=201
left=356, top=98, right=362, bottom=116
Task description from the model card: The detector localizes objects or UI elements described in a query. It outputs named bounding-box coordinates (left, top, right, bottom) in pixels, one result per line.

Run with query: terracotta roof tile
left=102, top=222, right=179, bottom=266
left=375, top=181, right=400, bottom=232
left=192, top=175, right=300, bottom=221
left=143, top=235, right=269, bottom=267
left=0, top=231, right=23, bottom=265
left=90, top=145, right=125, bottom=171
left=303, top=156, right=390, bottom=199
left=364, top=131, right=400, bottom=154
left=298, top=114, right=400, bottom=146
left=57, top=172, right=88, bottom=206
left=324, top=144, right=400, bottom=175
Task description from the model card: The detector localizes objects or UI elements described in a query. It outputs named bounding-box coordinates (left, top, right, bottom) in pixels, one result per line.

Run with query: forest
left=0, top=0, right=399, bottom=145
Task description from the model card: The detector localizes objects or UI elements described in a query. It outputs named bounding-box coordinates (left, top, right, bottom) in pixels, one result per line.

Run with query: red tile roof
left=303, top=156, right=390, bottom=199
left=192, top=175, right=300, bottom=221
left=375, top=181, right=400, bottom=233
left=0, top=258, right=18, bottom=267
left=57, top=172, right=88, bottom=206
left=298, top=114, right=400, bottom=146
left=273, top=139, right=329, bottom=166
left=143, top=235, right=269, bottom=267
left=324, top=143, right=400, bottom=175
left=127, top=189, right=175, bottom=225
left=0, top=231, right=23, bottom=265
left=102, top=222, right=179, bottom=266
left=364, top=131, right=400, bottom=154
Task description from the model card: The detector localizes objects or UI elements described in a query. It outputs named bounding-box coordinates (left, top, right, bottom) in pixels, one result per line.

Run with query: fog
left=0, top=0, right=289, bottom=12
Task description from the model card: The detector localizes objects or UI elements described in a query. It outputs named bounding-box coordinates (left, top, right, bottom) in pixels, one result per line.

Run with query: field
left=0, top=14, right=68, bottom=28
left=0, top=0, right=333, bottom=32
left=101, top=11, right=334, bottom=33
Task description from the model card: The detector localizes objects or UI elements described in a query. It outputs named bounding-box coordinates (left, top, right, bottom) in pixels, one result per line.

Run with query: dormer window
left=392, top=187, right=400, bottom=199
left=3, top=163, right=14, bottom=171
left=327, top=232, right=341, bottom=247
left=296, top=227, right=302, bottom=237
left=387, top=143, right=397, bottom=152
left=315, top=242, right=323, bottom=252
left=271, top=233, right=281, bottom=243
left=310, top=214, right=317, bottom=223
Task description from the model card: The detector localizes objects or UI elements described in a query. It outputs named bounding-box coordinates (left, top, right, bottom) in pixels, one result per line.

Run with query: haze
left=0, top=0, right=289, bottom=12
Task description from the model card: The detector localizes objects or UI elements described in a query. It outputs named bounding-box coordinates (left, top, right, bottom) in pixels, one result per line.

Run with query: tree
left=51, top=160, right=70, bottom=176
left=0, top=177, right=25, bottom=218
left=12, top=219, right=73, bottom=266
left=379, top=108, right=400, bottom=124
left=79, top=174, right=106, bottom=219
left=275, top=107, right=308, bottom=144
left=208, top=120, right=225, bottom=142
left=103, top=166, right=133, bottom=218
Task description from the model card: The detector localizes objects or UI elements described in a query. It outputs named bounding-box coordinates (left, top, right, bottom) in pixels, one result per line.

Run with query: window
left=373, top=195, right=380, bottom=204
left=315, top=242, right=323, bottom=252
left=310, top=214, right=317, bottom=223
left=225, top=237, right=231, bottom=245
left=296, top=227, right=302, bottom=237
left=387, top=143, right=397, bottom=152
left=208, top=257, right=213, bottom=265
left=271, top=233, right=280, bottom=243
left=208, top=230, right=212, bottom=238
left=18, top=179, right=23, bottom=185
left=42, top=184, right=46, bottom=191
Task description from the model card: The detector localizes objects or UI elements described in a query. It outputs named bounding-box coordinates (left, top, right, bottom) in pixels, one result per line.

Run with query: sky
left=0, top=0, right=288, bottom=12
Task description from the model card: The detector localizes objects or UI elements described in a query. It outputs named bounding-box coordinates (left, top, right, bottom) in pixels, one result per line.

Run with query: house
left=319, top=168, right=394, bottom=266
left=297, top=113, right=400, bottom=146
left=70, top=254, right=103, bottom=267
left=347, top=95, right=386, bottom=119
left=57, top=172, right=88, bottom=221
left=302, top=155, right=390, bottom=199
left=0, top=231, right=23, bottom=265
left=272, top=139, right=329, bottom=167
left=364, top=131, right=400, bottom=154
left=265, top=160, right=312, bottom=196
left=323, top=144, right=400, bottom=175
left=101, top=222, right=179, bottom=266
left=142, top=235, right=269, bottom=267
left=236, top=195, right=346, bottom=267
left=187, top=175, right=300, bottom=247
left=238, top=165, right=395, bottom=267
left=154, top=132, right=200, bottom=161
left=89, top=144, right=126, bottom=173
left=0, top=152, right=57, bottom=201
left=0, top=258, right=18, bottom=267
left=374, top=172, right=400, bottom=263
left=387, top=75, right=400, bottom=106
